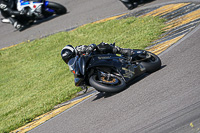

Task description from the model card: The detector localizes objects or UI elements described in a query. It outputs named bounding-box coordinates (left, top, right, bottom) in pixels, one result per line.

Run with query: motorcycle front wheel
left=89, top=74, right=126, bottom=93
left=44, top=2, right=67, bottom=15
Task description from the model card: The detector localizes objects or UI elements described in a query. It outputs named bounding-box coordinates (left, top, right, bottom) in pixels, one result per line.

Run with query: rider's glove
left=86, top=44, right=96, bottom=55
left=120, top=49, right=135, bottom=56
left=113, top=46, right=121, bottom=54
left=0, top=3, right=7, bottom=10
left=88, top=44, right=96, bottom=49
left=76, top=45, right=88, bottom=55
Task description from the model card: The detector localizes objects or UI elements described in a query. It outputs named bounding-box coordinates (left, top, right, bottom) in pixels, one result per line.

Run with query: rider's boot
left=9, top=17, right=24, bottom=30
left=1, top=18, right=10, bottom=23
left=14, top=21, right=23, bottom=30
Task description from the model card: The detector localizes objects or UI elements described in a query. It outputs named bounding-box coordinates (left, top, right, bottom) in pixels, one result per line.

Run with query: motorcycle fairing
left=68, top=53, right=146, bottom=86
left=87, top=54, right=123, bottom=69
left=87, top=54, right=145, bottom=83
left=43, top=1, right=57, bottom=13
left=78, top=55, right=87, bottom=75
left=17, top=0, right=44, bottom=11
left=68, top=54, right=124, bottom=86
left=44, top=1, right=49, bottom=7
left=20, top=2, right=42, bottom=5
left=121, top=63, right=145, bottom=82
left=68, top=56, right=88, bottom=86
left=68, top=56, right=79, bottom=75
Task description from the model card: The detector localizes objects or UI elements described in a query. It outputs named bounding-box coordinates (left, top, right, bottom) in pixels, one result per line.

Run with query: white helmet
left=61, top=45, right=77, bottom=63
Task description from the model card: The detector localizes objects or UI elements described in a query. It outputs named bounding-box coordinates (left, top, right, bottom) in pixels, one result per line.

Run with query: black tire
left=120, top=0, right=138, bottom=10
left=46, top=2, right=67, bottom=15
left=140, top=51, right=161, bottom=73
left=89, top=75, right=126, bottom=93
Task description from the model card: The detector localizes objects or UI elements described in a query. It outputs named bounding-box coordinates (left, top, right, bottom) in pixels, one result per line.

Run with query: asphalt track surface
left=30, top=25, right=200, bottom=133
left=2, top=0, right=199, bottom=133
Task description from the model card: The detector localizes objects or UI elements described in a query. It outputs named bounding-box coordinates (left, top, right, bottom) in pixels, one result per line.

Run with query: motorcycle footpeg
left=81, top=86, right=88, bottom=93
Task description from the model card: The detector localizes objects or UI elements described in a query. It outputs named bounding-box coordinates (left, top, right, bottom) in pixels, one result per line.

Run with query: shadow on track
left=92, top=65, right=166, bottom=101
left=18, top=12, right=68, bottom=32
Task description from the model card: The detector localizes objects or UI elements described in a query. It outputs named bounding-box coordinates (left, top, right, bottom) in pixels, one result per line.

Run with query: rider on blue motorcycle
left=61, top=42, right=135, bottom=64
left=0, top=0, right=42, bottom=30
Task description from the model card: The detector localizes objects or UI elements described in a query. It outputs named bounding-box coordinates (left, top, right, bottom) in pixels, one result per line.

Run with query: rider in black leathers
left=61, top=42, right=135, bottom=64
left=0, top=0, right=42, bottom=30
left=0, top=0, right=26, bottom=29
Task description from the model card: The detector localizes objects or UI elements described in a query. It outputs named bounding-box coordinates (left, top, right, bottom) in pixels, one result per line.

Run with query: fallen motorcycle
left=67, top=44, right=161, bottom=93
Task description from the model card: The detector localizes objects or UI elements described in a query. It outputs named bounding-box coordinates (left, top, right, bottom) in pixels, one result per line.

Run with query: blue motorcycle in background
left=16, top=0, right=67, bottom=17
left=1, top=0, right=67, bottom=29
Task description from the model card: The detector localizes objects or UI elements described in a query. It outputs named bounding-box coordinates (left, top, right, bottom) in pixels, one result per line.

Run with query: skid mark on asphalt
left=11, top=2, right=200, bottom=133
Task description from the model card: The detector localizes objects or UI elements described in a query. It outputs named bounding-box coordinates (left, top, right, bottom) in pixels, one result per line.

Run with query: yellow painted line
left=70, top=13, right=127, bottom=32
left=92, top=13, right=127, bottom=23
left=1, top=40, right=31, bottom=50
left=145, top=3, right=200, bottom=54
left=147, top=34, right=185, bottom=55
left=1, top=13, right=127, bottom=49
left=1, top=42, right=22, bottom=51
left=142, top=3, right=190, bottom=17
left=164, top=9, right=200, bottom=31
left=11, top=94, right=93, bottom=133
left=190, top=122, right=194, bottom=128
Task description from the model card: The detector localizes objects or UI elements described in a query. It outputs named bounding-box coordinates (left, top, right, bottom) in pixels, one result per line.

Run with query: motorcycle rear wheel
left=140, top=51, right=161, bottom=73
left=89, top=74, right=126, bottom=93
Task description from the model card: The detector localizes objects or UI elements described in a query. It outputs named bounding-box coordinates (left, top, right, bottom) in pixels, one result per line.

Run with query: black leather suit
left=75, top=42, right=135, bottom=56
left=0, top=0, right=25, bottom=29
left=0, top=0, right=22, bottom=17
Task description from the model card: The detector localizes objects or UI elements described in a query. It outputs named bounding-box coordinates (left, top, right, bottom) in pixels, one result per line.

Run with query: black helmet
left=61, top=45, right=76, bottom=64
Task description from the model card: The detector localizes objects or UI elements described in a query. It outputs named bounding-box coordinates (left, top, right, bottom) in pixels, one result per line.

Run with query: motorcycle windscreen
left=78, top=56, right=86, bottom=75
left=68, top=57, right=78, bottom=74
left=20, top=0, right=42, bottom=5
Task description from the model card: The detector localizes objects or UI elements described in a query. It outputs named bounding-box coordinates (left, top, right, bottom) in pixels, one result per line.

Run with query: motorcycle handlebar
left=120, top=49, right=134, bottom=56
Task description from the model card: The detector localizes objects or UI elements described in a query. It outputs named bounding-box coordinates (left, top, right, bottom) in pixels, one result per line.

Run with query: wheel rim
left=94, top=73, right=122, bottom=86
left=89, top=74, right=127, bottom=93
left=100, top=76, right=119, bottom=85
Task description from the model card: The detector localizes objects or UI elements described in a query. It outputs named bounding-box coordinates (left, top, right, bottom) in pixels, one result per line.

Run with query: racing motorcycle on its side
left=67, top=43, right=161, bottom=93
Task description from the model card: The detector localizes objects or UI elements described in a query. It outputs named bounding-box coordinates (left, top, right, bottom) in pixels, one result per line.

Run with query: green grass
left=0, top=16, right=166, bottom=132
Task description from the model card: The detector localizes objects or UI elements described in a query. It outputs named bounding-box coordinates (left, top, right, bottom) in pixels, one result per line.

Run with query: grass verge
left=0, top=16, right=166, bottom=132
